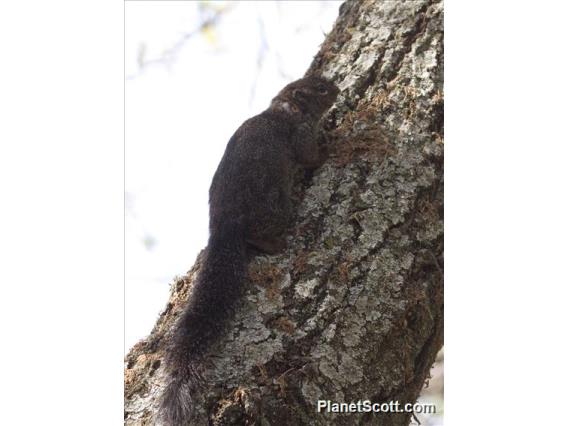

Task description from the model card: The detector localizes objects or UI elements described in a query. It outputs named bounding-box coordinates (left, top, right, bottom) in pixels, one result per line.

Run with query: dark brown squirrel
left=159, top=76, right=339, bottom=425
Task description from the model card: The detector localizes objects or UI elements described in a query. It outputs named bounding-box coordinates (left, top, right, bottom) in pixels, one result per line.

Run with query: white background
left=0, top=1, right=567, bottom=425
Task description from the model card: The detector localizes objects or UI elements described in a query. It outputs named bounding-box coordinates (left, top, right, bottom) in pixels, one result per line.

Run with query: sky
left=125, top=0, right=341, bottom=351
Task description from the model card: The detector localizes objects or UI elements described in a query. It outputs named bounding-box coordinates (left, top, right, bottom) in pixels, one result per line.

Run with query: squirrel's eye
left=318, top=86, right=328, bottom=95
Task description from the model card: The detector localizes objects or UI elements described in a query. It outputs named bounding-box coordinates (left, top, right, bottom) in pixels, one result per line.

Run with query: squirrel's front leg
left=293, top=121, right=329, bottom=169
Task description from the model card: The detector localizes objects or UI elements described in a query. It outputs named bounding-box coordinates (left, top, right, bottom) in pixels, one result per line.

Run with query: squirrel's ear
left=292, top=88, right=307, bottom=101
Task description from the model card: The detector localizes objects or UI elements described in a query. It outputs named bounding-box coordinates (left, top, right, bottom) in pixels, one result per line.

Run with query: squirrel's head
left=271, top=76, right=339, bottom=119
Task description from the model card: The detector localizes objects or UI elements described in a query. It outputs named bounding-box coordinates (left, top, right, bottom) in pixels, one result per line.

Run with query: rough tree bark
left=125, top=1, right=444, bottom=425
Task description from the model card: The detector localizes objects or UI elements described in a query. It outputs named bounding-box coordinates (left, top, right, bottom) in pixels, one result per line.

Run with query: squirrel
left=159, top=75, right=339, bottom=425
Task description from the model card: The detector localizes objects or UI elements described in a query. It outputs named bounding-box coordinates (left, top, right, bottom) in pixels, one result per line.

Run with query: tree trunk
left=124, top=0, right=444, bottom=425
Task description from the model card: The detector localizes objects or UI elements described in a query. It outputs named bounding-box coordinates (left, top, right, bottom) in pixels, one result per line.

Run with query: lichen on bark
left=125, top=1, right=444, bottom=425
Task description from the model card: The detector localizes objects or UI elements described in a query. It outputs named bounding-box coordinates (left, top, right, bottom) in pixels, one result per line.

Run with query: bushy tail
left=159, top=220, right=246, bottom=425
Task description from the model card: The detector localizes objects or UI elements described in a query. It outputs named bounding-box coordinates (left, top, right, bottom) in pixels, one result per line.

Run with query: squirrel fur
left=159, top=76, right=339, bottom=425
